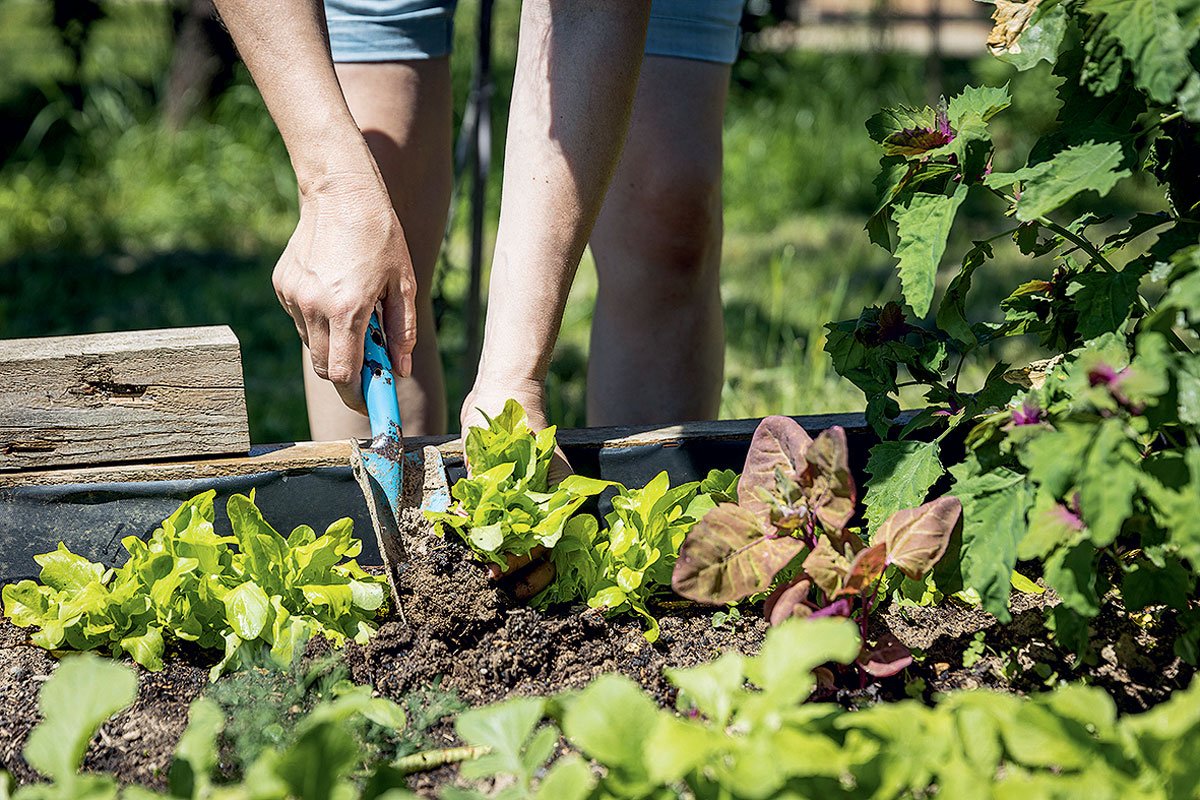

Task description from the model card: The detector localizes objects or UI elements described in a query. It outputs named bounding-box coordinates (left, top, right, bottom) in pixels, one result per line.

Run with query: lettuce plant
left=2, top=491, right=387, bottom=679
left=672, top=416, right=960, bottom=676
left=425, top=399, right=609, bottom=567
left=536, top=469, right=736, bottom=641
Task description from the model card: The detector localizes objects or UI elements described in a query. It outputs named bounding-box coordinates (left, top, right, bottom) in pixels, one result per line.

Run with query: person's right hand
left=273, top=172, right=417, bottom=415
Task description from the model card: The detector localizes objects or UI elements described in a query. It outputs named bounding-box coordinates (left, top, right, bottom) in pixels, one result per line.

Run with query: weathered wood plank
left=0, top=326, right=250, bottom=471
left=0, top=412, right=875, bottom=488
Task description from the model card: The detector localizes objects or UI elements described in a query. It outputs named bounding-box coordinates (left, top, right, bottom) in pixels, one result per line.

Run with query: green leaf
left=25, top=655, right=138, bottom=783
left=119, top=626, right=165, bottom=671
left=947, top=83, right=1012, bottom=125
left=1085, top=0, right=1200, bottom=103
left=863, top=441, right=946, bottom=532
left=666, top=651, right=746, bottom=726
left=223, top=581, right=271, bottom=641
left=468, top=523, right=504, bottom=553
left=952, top=466, right=1034, bottom=620
left=892, top=185, right=970, bottom=317
left=936, top=242, right=993, bottom=346
left=33, top=544, right=105, bottom=592
left=1068, top=267, right=1145, bottom=339
left=1122, top=559, right=1192, bottom=610
left=562, top=674, right=659, bottom=779
left=996, top=0, right=1069, bottom=70
left=1045, top=542, right=1100, bottom=616
left=987, top=140, right=1132, bottom=221
left=169, top=698, right=224, bottom=800
left=534, top=754, right=596, bottom=800
left=456, top=697, right=548, bottom=784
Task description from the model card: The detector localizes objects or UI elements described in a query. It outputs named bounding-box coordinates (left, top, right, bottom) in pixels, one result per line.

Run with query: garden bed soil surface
left=0, top=503, right=1192, bottom=794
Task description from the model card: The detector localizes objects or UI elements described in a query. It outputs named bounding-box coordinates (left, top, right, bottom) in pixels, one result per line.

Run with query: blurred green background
left=0, top=0, right=1122, bottom=443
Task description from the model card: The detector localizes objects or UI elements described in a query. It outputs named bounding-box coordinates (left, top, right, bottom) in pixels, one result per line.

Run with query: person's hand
left=273, top=172, right=417, bottom=414
left=461, top=379, right=570, bottom=597
left=460, top=379, right=572, bottom=485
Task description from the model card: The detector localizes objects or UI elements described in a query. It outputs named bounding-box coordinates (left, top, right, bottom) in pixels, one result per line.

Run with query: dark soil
left=0, top=490, right=1193, bottom=792
left=881, top=588, right=1194, bottom=713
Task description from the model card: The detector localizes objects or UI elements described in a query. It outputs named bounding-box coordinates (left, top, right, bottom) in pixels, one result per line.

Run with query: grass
left=0, top=0, right=1145, bottom=442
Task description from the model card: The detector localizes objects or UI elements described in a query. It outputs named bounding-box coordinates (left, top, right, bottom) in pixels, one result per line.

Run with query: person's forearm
left=475, top=0, right=651, bottom=389
left=211, top=0, right=377, bottom=192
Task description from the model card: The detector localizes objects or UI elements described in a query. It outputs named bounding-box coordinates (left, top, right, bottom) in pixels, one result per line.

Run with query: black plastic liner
left=0, top=415, right=883, bottom=583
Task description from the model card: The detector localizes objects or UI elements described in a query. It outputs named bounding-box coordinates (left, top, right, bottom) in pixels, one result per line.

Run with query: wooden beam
left=0, top=326, right=250, bottom=471
left=0, top=411, right=874, bottom=488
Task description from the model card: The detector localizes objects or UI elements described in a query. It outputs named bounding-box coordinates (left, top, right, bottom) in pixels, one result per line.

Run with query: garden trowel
left=350, top=313, right=451, bottom=612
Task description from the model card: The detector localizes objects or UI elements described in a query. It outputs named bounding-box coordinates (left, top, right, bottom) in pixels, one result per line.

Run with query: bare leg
left=587, top=56, right=730, bottom=427
left=304, top=58, right=452, bottom=439
left=461, top=0, right=651, bottom=433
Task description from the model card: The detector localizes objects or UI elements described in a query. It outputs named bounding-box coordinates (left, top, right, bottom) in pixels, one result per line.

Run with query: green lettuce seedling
left=537, top=469, right=733, bottom=641
left=2, top=491, right=387, bottom=679
left=425, top=399, right=609, bottom=566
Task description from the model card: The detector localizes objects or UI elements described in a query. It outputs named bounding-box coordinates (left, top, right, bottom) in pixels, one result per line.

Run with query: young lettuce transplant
left=536, top=469, right=738, bottom=642
left=672, top=416, right=961, bottom=676
left=2, top=490, right=387, bottom=679
left=425, top=399, right=609, bottom=567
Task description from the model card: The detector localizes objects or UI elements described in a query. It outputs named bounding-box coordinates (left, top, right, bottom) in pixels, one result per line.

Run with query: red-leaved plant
left=671, top=416, right=962, bottom=679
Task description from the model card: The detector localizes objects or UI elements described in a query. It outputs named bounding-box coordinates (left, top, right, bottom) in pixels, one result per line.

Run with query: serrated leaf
left=987, top=140, right=1132, bottom=221
left=864, top=441, right=946, bottom=531
left=947, top=84, right=1012, bottom=125
left=1086, top=0, right=1200, bottom=103
left=892, top=185, right=969, bottom=317
left=953, top=467, right=1034, bottom=620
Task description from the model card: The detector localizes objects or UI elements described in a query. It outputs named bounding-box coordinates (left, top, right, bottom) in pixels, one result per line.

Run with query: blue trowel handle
left=362, top=313, right=402, bottom=439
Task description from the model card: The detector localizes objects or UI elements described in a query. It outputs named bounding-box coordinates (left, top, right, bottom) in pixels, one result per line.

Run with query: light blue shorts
left=326, top=0, right=744, bottom=65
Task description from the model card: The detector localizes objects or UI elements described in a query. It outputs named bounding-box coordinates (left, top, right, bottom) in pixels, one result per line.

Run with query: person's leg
left=586, top=54, right=731, bottom=427
left=303, top=57, right=452, bottom=439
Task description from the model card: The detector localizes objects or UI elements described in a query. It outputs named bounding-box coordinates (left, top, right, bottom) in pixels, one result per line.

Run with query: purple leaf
left=858, top=633, right=913, bottom=678
left=810, top=599, right=852, bottom=619
left=837, top=542, right=888, bottom=597
left=803, top=536, right=851, bottom=596
left=672, top=503, right=806, bottom=605
left=764, top=575, right=813, bottom=626
left=880, top=496, right=962, bottom=580
left=803, top=427, right=857, bottom=533
left=738, top=417, right=812, bottom=523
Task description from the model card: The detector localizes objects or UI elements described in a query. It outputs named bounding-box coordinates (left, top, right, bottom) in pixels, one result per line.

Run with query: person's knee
left=619, top=161, right=723, bottom=283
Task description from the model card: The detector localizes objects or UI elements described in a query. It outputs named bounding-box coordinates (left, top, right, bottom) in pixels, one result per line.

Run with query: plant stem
left=393, top=745, right=492, bottom=775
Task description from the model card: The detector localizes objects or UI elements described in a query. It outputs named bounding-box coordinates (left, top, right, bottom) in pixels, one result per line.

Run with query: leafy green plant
left=425, top=400, right=609, bottom=567
left=827, top=0, right=1200, bottom=654
left=0, top=652, right=414, bottom=800
left=535, top=469, right=733, bottom=641
left=443, top=617, right=1200, bottom=800
left=671, top=416, right=961, bottom=675
left=2, top=491, right=387, bottom=678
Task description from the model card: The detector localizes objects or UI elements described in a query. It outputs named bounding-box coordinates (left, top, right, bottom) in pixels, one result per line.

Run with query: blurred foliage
left=0, top=0, right=1146, bottom=441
